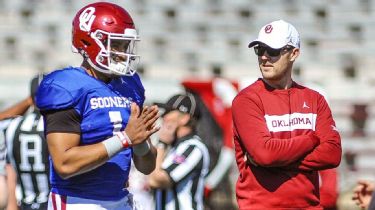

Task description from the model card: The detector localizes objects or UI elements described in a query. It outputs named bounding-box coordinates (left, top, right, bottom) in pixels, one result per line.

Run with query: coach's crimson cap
left=157, top=93, right=200, bottom=119
left=248, top=19, right=300, bottom=49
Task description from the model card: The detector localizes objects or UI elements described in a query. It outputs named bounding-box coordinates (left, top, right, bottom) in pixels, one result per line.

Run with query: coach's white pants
left=48, top=192, right=142, bottom=210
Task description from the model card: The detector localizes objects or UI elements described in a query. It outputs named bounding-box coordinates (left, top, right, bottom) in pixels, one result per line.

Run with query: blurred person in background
left=0, top=95, right=33, bottom=210
left=148, top=93, right=210, bottom=210
left=35, top=2, right=159, bottom=210
left=232, top=19, right=341, bottom=209
left=127, top=161, right=154, bottom=210
left=0, top=74, right=50, bottom=210
left=352, top=180, right=375, bottom=210
left=182, top=77, right=239, bottom=210
left=0, top=98, right=32, bottom=121
left=0, top=128, right=8, bottom=210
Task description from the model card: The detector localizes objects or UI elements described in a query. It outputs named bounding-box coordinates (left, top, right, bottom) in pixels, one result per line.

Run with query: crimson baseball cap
left=157, top=93, right=200, bottom=119
left=248, top=19, right=300, bottom=49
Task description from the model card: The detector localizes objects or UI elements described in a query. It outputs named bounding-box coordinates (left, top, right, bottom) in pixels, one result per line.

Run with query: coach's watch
left=156, top=140, right=168, bottom=149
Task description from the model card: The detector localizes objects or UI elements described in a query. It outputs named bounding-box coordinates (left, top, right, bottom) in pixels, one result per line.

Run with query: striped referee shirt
left=1, top=110, right=50, bottom=208
left=0, top=119, right=10, bottom=176
left=155, top=133, right=210, bottom=210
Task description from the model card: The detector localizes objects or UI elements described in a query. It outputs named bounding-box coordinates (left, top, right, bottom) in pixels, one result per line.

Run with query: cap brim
left=248, top=40, right=262, bottom=48
left=154, top=102, right=173, bottom=116
left=248, top=40, right=286, bottom=49
left=154, top=102, right=166, bottom=108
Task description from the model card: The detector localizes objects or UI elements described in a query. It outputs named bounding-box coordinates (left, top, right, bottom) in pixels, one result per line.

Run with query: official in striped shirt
left=1, top=74, right=50, bottom=210
left=149, top=93, right=210, bottom=210
left=0, top=124, right=8, bottom=210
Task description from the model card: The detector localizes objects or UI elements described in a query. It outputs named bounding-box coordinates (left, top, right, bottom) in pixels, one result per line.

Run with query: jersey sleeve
left=162, top=144, right=203, bottom=184
left=42, top=109, right=81, bottom=134
left=232, top=93, right=319, bottom=167
left=36, top=78, right=75, bottom=111
left=292, top=95, right=342, bottom=171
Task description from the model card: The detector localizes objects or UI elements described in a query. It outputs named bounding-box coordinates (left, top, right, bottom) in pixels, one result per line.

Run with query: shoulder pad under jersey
left=36, top=67, right=101, bottom=111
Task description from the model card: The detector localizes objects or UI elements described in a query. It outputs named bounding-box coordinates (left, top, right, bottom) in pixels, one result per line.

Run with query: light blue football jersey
left=36, top=67, right=145, bottom=201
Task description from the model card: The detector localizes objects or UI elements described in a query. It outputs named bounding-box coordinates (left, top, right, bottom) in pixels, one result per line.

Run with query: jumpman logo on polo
left=303, top=102, right=310, bottom=109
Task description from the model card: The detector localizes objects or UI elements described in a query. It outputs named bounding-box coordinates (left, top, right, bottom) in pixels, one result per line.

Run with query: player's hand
left=124, top=103, right=160, bottom=145
left=352, top=180, right=375, bottom=209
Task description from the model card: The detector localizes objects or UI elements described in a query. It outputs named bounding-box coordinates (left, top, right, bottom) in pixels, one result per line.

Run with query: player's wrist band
left=102, top=135, right=124, bottom=158
left=102, top=132, right=132, bottom=158
left=133, top=141, right=151, bottom=156
left=116, top=132, right=133, bottom=148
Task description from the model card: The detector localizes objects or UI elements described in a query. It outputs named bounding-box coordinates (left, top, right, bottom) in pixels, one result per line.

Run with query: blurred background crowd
left=0, top=0, right=375, bottom=209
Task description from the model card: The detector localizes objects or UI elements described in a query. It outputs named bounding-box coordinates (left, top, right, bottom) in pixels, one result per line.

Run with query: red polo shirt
left=232, top=79, right=341, bottom=210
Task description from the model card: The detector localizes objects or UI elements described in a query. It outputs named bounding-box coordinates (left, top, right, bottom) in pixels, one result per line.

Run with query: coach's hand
left=124, top=103, right=160, bottom=145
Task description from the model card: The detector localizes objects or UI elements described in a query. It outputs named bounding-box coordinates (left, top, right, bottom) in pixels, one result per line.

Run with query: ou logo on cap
left=265, top=25, right=273, bottom=34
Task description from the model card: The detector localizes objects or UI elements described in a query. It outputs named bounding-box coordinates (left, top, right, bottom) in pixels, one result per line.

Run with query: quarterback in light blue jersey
left=35, top=2, right=159, bottom=210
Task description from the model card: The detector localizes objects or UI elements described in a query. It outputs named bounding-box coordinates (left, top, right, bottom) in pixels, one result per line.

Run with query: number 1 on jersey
left=108, top=111, right=123, bottom=136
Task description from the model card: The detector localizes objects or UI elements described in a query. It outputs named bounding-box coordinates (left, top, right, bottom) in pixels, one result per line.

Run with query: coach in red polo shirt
left=232, top=20, right=341, bottom=210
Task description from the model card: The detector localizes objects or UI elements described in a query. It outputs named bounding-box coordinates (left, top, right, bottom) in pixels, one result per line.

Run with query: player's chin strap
left=102, top=132, right=150, bottom=158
